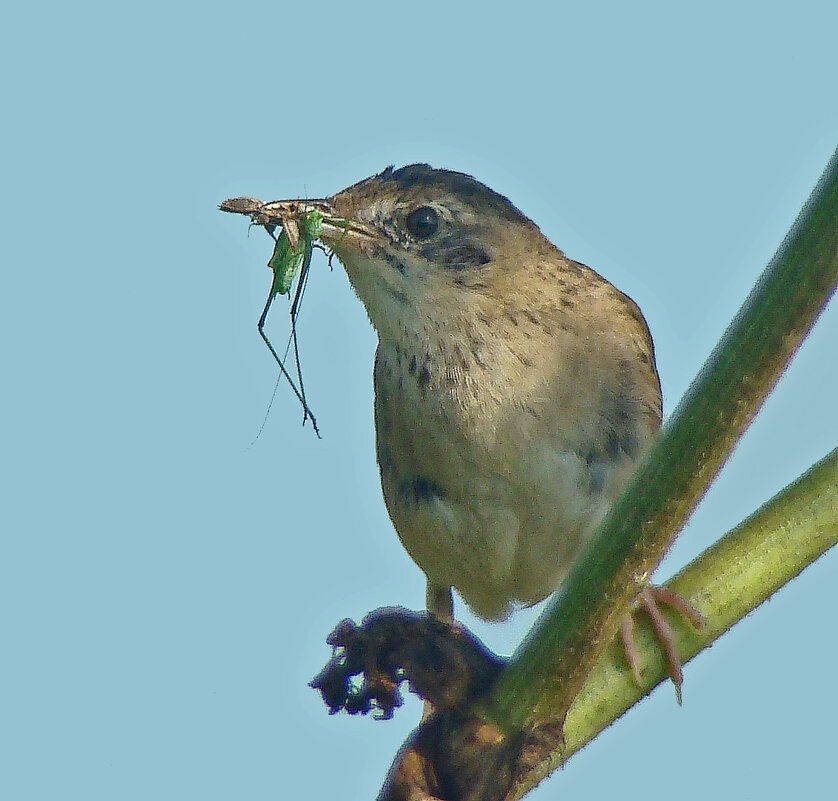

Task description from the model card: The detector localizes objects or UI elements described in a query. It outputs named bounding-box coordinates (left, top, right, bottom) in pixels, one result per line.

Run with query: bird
left=223, top=164, right=701, bottom=694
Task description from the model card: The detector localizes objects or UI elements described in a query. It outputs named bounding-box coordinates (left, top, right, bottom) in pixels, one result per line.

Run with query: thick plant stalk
left=508, top=447, right=838, bottom=800
left=485, top=147, right=838, bottom=732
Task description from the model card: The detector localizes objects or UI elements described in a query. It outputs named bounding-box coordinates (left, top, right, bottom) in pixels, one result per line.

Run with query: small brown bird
left=224, top=164, right=701, bottom=693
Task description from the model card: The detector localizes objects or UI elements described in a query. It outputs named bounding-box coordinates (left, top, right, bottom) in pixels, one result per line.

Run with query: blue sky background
left=3, top=2, right=837, bottom=799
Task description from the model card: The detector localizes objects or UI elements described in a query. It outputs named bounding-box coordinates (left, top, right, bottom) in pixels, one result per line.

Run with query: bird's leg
left=426, top=582, right=454, bottom=624
left=421, top=583, right=455, bottom=720
left=619, top=584, right=705, bottom=704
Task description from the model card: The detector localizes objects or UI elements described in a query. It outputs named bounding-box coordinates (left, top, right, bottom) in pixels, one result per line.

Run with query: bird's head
left=315, top=164, right=559, bottom=342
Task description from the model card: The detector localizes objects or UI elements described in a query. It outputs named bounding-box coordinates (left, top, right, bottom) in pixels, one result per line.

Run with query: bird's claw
left=619, top=585, right=705, bottom=704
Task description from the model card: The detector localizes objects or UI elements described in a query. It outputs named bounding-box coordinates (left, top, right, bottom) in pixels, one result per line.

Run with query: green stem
left=504, top=448, right=838, bottom=799
left=485, top=147, right=838, bottom=730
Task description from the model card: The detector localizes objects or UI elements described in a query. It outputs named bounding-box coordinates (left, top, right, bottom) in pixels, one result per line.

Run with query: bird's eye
left=405, top=206, right=439, bottom=239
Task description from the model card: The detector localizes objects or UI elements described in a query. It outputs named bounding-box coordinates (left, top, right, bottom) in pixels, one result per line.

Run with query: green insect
left=220, top=198, right=329, bottom=436
left=267, top=210, right=324, bottom=295
left=256, top=209, right=325, bottom=437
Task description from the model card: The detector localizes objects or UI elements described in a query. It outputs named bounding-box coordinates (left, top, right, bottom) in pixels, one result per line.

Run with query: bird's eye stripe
left=419, top=237, right=491, bottom=271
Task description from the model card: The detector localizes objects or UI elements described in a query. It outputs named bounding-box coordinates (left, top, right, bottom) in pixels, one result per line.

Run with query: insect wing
left=268, top=232, right=306, bottom=296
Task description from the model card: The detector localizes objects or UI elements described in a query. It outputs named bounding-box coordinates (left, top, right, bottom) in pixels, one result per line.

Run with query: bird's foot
left=618, top=585, right=705, bottom=704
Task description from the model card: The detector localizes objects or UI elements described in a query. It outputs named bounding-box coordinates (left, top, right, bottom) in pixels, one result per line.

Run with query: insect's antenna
left=247, top=224, right=291, bottom=447
left=257, top=291, right=321, bottom=438
left=248, top=373, right=283, bottom=448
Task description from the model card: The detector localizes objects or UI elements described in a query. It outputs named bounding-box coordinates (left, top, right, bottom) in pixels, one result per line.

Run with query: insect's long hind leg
left=257, top=292, right=321, bottom=437
left=288, top=246, right=315, bottom=413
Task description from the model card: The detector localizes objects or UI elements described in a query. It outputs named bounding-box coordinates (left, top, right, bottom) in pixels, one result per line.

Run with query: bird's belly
left=384, top=450, right=618, bottom=621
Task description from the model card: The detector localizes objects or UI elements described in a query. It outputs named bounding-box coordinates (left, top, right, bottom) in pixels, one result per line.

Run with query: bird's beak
left=219, top=197, right=376, bottom=252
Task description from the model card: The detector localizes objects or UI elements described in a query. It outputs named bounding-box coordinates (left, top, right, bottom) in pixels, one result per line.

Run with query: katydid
left=256, top=209, right=325, bottom=436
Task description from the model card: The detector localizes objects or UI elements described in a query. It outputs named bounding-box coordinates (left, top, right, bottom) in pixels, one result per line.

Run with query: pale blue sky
left=2, top=2, right=836, bottom=799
